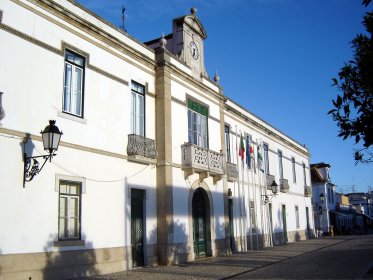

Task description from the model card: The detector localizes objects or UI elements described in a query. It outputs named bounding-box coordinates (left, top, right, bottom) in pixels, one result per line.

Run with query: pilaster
left=155, top=48, right=174, bottom=265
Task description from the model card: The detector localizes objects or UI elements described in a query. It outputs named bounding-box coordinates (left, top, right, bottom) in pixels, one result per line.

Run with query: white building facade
left=311, top=163, right=336, bottom=234
left=0, top=1, right=314, bottom=279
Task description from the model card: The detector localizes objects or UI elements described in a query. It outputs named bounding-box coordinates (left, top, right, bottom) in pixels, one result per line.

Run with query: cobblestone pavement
left=78, top=236, right=373, bottom=280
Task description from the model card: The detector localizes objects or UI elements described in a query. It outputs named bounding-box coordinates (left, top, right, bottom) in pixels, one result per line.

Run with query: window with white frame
left=295, top=205, right=300, bottom=228
left=58, top=181, right=81, bottom=240
left=250, top=201, right=256, bottom=232
left=188, top=99, right=208, bottom=148
left=225, top=125, right=231, bottom=162
left=292, top=157, right=296, bottom=183
left=131, top=81, right=145, bottom=136
left=63, top=50, right=85, bottom=117
left=278, top=150, right=283, bottom=180
left=263, top=143, right=269, bottom=175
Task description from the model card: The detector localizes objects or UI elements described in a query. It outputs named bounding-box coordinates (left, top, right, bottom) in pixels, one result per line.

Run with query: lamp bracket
left=23, top=153, right=56, bottom=188
left=261, top=194, right=276, bottom=205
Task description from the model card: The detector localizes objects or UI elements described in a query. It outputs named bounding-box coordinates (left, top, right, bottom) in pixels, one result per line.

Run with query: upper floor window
left=58, top=181, right=81, bottom=240
left=292, top=157, right=296, bottom=183
left=263, top=143, right=269, bottom=175
left=63, top=50, right=85, bottom=117
left=225, top=125, right=231, bottom=162
left=302, top=162, right=307, bottom=186
left=278, top=150, right=283, bottom=179
left=131, top=81, right=145, bottom=136
left=188, top=99, right=208, bottom=148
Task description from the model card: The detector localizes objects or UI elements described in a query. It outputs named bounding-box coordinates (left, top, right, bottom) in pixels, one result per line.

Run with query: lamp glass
left=41, top=120, right=62, bottom=154
left=271, top=181, right=278, bottom=194
left=319, top=193, right=325, bottom=203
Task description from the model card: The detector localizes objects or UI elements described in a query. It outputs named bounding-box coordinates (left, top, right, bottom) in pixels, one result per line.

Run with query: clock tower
left=145, top=8, right=208, bottom=80
left=172, top=8, right=207, bottom=80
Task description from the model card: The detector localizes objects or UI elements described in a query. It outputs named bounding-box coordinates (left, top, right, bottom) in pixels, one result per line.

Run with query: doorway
left=131, top=189, right=145, bottom=267
left=228, top=198, right=234, bottom=251
left=306, top=206, right=310, bottom=238
left=192, top=188, right=210, bottom=258
left=282, top=204, right=288, bottom=243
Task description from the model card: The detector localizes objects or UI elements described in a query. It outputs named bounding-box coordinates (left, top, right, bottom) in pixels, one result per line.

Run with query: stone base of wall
left=165, top=238, right=229, bottom=265
left=287, top=229, right=307, bottom=242
left=213, top=238, right=230, bottom=257
left=273, top=229, right=309, bottom=245
left=247, top=233, right=264, bottom=250
left=0, top=245, right=136, bottom=280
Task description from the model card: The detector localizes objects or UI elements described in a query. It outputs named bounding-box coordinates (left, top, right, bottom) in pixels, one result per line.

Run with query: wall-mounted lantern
left=319, top=192, right=325, bottom=204
left=0, top=92, right=5, bottom=122
left=23, top=120, right=63, bottom=187
left=227, top=188, right=232, bottom=198
left=261, top=180, right=278, bottom=205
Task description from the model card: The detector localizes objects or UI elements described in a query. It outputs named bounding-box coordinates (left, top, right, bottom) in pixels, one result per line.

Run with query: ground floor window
left=295, top=205, right=300, bottom=228
left=250, top=201, right=256, bottom=232
left=58, top=180, right=81, bottom=240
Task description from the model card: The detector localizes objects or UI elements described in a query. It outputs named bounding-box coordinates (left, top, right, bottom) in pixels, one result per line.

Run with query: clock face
left=190, top=41, right=199, bottom=60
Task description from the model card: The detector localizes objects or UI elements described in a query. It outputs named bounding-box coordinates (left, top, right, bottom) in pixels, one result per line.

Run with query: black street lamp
left=23, top=120, right=63, bottom=187
left=261, top=180, right=278, bottom=205
left=319, top=192, right=325, bottom=204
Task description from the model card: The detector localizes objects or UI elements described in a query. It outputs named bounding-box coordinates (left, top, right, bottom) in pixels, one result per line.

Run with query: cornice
left=26, top=0, right=156, bottom=69
left=0, top=22, right=129, bottom=86
left=224, top=104, right=310, bottom=158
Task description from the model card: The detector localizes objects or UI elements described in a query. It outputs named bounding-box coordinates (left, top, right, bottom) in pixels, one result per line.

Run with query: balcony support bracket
left=199, top=171, right=209, bottom=182
left=183, top=168, right=194, bottom=180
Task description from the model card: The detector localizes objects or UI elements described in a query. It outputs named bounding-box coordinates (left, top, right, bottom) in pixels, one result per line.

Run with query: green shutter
left=188, top=99, right=208, bottom=117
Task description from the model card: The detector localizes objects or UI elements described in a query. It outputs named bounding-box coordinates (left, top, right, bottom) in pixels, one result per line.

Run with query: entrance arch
left=188, top=181, right=214, bottom=258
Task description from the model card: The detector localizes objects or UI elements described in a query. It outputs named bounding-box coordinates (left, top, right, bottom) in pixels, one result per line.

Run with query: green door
left=306, top=207, right=310, bottom=238
left=282, top=204, right=288, bottom=243
left=131, top=189, right=145, bottom=267
left=228, top=199, right=234, bottom=251
left=192, top=188, right=207, bottom=258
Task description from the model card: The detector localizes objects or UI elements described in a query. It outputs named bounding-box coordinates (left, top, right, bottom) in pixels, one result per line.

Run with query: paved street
left=82, top=235, right=373, bottom=280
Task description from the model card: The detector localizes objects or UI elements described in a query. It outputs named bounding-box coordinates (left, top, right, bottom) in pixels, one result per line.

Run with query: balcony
left=279, top=178, right=289, bottom=193
left=127, top=134, right=157, bottom=164
left=227, top=162, right=238, bottom=182
left=266, top=174, right=276, bottom=190
left=304, top=185, right=312, bottom=197
left=181, top=143, right=224, bottom=183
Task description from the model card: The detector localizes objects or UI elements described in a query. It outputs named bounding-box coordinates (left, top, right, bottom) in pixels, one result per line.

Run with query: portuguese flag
left=239, top=133, right=245, bottom=161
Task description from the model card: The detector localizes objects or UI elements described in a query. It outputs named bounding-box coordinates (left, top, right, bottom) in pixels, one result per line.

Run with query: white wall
left=0, top=0, right=157, bottom=255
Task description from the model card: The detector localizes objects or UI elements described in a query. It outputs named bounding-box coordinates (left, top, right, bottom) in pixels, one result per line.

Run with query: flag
left=257, top=145, right=264, bottom=172
left=238, top=133, right=245, bottom=161
left=246, top=135, right=252, bottom=168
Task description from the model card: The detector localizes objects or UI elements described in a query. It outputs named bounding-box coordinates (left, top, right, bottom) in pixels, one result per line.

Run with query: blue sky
left=76, top=0, right=372, bottom=193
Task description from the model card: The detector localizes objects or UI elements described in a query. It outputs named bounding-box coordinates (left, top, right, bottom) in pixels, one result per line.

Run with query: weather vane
left=121, top=4, right=127, bottom=32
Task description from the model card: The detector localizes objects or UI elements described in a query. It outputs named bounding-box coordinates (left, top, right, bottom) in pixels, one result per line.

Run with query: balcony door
left=188, top=99, right=208, bottom=148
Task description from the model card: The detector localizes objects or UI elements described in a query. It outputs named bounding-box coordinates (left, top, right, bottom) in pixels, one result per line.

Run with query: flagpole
left=246, top=134, right=253, bottom=250
left=242, top=157, right=247, bottom=251
left=253, top=140, right=259, bottom=250
left=258, top=139, right=265, bottom=248
left=235, top=126, right=243, bottom=251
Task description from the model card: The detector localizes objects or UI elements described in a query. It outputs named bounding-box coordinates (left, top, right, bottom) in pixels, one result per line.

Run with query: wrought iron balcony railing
left=127, top=134, right=157, bottom=161
left=279, top=178, right=289, bottom=193
left=304, top=185, right=312, bottom=197
left=227, top=162, right=238, bottom=182
left=181, top=143, right=224, bottom=181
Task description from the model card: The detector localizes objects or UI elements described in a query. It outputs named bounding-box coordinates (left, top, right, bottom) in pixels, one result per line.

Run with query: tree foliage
left=329, top=1, right=373, bottom=164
